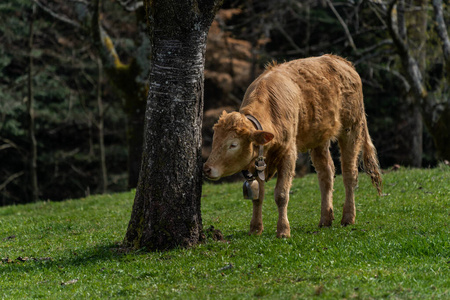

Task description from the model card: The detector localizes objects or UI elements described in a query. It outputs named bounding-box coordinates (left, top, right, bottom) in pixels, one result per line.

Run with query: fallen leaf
left=61, top=279, right=78, bottom=286
left=218, top=263, right=233, bottom=272
left=2, top=235, right=16, bottom=241
left=35, top=257, right=53, bottom=261
left=205, top=225, right=224, bottom=241
left=16, top=256, right=30, bottom=262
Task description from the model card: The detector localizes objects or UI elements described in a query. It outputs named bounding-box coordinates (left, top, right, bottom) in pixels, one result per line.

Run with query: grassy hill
left=1, top=166, right=449, bottom=299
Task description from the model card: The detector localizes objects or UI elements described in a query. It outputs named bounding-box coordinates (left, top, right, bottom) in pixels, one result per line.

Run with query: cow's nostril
left=203, top=164, right=211, bottom=175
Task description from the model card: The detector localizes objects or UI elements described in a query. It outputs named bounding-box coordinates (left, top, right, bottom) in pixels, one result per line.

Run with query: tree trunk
left=394, top=0, right=427, bottom=167
left=97, top=58, right=108, bottom=194
left=27, top=4, right=39, bottom=202
left=430, top=107, right=450, bottom=160
left=123, top=0, right=222, bottom=251
left=430, top=0, right=450, bottom=161
left=387, top=0, right=438, bottom=166
left=395, top=96, right=423, bottom=166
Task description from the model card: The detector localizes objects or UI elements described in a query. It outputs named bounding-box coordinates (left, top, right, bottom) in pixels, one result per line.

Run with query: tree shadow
left=2, top=242, right=135, bottom=273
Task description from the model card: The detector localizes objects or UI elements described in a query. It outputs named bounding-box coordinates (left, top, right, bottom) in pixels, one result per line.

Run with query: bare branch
left=117, top=0, right=144, bottom=12
left=397, top=0, right=407, bottom=40
left=387, top=0, right=426, bottom=99
left=92, top=0, right=126, bottom=69
left=432, top=0, right=450, bottom=71
left=386, top=0, right=408, bottom=56
left=325, top=0, right=357, bottom=52
left=371, top=63, right=411, bottom=92
left=32, top=0, right=81, bottom=29
left=0, top=172, right=24, bottom=192
left=358, top=39, right=393, bottom=56
left=0, top=138, right=24, bottom=155
left=68, top=0, right=90, bottom=4
left=367, top=0, right=388, bottom=26
left=0, top=144, right=12, bottom=151
left=274, top=22, right=306, bottom=55
left=353, top=48, right=395, bottom=66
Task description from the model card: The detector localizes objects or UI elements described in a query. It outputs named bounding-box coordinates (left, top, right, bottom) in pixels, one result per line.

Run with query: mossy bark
left=387, top=0, right=450, bottom=163
left=123, top=0, right=223, bottom=250
left=393, top=0, right=426, bottom=167
left=92, top=0, right=147, bottom=189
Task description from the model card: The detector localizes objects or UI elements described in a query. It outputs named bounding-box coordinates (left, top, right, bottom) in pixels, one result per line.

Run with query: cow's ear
left=251, top=130, right=274, bottom=145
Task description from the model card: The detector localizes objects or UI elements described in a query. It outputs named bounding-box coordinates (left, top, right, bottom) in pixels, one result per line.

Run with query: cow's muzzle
left=203, top=163, right=220, bottom=181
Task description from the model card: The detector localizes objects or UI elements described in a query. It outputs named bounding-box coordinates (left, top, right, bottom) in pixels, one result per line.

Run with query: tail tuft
left=362, top=122, right=382, bottom=195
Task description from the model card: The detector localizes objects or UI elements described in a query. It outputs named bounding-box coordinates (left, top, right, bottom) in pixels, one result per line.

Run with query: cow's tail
left=361, top=119, right=382, bottom=195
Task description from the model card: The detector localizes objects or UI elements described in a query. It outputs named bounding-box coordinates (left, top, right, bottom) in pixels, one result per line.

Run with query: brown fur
left=204, top=54, right=382, bottom=238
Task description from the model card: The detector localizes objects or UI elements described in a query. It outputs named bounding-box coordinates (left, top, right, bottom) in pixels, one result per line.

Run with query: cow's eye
left=229, top=142, right=238, bottom=149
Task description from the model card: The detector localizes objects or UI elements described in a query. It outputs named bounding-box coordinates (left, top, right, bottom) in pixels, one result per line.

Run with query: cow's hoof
left=341, top=215, right=355, bottom=226
left=319, top=213, right=334, bottom=227
left=276, top=223, right=290, bottom=238
left=319, top=209, right=334, bottom=227
left=318, top=218, right=333, bottom=227
left=276, top=230, right=290, bottom=238
left=249, top=223, right=263, bottom=235
left=248, top=229, right=263, bottom=236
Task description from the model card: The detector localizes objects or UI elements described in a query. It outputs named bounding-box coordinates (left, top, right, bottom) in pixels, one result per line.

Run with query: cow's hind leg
left=274, top=147, right=296, bottom=238
left=311, top=142, right=335, bottom=227
left=338, top=127, right=363, bottom=226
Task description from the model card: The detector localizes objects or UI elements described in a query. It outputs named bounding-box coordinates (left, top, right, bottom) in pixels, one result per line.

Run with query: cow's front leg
left=249, top=177, right=265, bottom=235
left=274, top=149, right=296, bottom=238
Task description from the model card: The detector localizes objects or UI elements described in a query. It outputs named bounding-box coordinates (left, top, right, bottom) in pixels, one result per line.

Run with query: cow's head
left=203, top=111, right=274, bottom=180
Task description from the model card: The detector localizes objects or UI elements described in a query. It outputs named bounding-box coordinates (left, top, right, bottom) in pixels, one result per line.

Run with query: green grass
left=1, top=165, right=449, bottom=299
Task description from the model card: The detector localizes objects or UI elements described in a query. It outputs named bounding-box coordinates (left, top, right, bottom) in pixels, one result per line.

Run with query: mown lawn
left=1, top=165, right=449, bottom=299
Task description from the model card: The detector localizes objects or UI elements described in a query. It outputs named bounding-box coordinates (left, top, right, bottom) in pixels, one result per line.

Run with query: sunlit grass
left=1, top=165, right=449, bottom=298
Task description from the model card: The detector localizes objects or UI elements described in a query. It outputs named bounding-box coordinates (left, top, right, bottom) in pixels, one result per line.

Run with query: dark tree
left=387, top=0, right=450, bottom=161
left=91, top=0, right=149, bottom=189
left=27, top=4, right=39, bottom=202
left=123, top=0, right=223, bottom=250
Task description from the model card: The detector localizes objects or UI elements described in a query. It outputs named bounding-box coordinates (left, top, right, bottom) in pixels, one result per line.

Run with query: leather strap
left=243, top=115, right=266, bottom=181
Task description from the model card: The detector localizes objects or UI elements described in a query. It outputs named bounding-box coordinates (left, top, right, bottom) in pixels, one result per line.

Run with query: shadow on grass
left=2, top=228, right=254, bottom=272
left=2, top=242, right=132, bottom=273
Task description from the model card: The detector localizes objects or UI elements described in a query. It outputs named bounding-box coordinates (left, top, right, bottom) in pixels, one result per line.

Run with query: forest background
left=0, top=0, right=449, bottom=206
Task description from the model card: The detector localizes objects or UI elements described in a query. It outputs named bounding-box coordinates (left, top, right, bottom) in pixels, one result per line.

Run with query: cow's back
left=241, top=55, right=364, bottom=152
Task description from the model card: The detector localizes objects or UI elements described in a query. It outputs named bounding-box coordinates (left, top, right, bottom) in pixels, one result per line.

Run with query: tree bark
left=387, top=0, right=450, bottom=163
left=393, top=0, right=427, bottom=166
left=28, top=4, right=39, bottom=202
left=432, top=0, right=450, bottom=77
left=123, top=0, right=222, bottom=250
left=430, top=0, right=450, bottom=160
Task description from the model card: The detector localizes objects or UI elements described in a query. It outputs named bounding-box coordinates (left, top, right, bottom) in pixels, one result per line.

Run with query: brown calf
left=203, top=54, right=382, bottom=238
